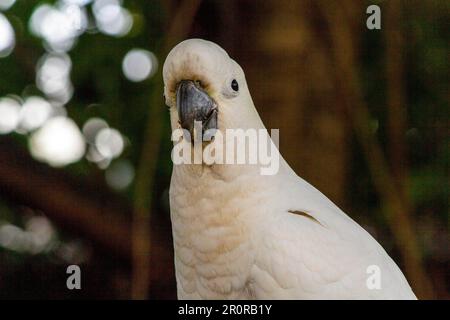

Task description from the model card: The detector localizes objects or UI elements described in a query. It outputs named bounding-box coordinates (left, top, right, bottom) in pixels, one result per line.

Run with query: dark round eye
left=231, top=79, right=239, bottom=92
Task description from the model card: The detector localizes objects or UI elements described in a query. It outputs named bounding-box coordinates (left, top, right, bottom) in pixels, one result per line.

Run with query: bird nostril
left=194, top=80, right=203, bottom=88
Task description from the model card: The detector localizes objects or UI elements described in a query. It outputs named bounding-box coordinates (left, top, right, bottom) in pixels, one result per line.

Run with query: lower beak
left=176, top=80, right=218, bottom=141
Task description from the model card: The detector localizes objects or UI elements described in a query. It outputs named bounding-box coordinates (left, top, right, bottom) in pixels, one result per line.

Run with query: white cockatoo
left=163, top=39, right=417, bottom=299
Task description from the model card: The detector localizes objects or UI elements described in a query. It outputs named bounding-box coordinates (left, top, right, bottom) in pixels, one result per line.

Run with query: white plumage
left=163, top=39, right=416, bottom=299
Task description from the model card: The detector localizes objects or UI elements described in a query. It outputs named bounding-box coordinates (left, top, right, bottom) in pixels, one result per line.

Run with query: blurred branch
left=0, top=137, right=175, bottom=299
left=385, top=0, right=408, bottom=193
left=319, top=0, right=434, bottom=298
left=131, top=0, right=202, bottom=299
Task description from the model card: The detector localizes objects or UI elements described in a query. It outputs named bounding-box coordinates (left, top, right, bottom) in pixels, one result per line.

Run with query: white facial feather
left=163, top=39, right=417, bottom=300
left=163, top=39, right=263, bottom=133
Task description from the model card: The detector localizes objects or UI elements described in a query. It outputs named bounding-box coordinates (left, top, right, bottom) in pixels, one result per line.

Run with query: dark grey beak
left=176, top=80, right=218, bottom=142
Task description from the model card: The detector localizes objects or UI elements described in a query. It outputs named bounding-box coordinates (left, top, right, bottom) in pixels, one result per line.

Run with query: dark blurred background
left=0, top=0, right=447, bottom=299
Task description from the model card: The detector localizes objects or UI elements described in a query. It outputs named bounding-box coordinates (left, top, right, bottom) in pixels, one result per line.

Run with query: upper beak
left=176, top=80, right=218, bottom=142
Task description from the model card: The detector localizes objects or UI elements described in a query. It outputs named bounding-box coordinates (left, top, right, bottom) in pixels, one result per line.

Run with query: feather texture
left=163, top=39, right=417, bottom=300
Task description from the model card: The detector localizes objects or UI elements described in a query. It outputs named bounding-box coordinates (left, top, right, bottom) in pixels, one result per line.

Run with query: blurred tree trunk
left=386, top=0, right=408, bottom=186
left=231, top=0, right=349, bottom=207
left=384, top=0, right=434, bottom=298
left=131, top=0, right=202, bottom=299
left=318, top=0, right=433, bottom=298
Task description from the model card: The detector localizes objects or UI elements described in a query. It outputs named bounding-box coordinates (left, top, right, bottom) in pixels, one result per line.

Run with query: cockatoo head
left=163, top=39, right=262, bottom=141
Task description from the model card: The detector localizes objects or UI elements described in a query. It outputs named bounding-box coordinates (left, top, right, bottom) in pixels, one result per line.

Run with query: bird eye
left=231, top=79, right=239, bottom=92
